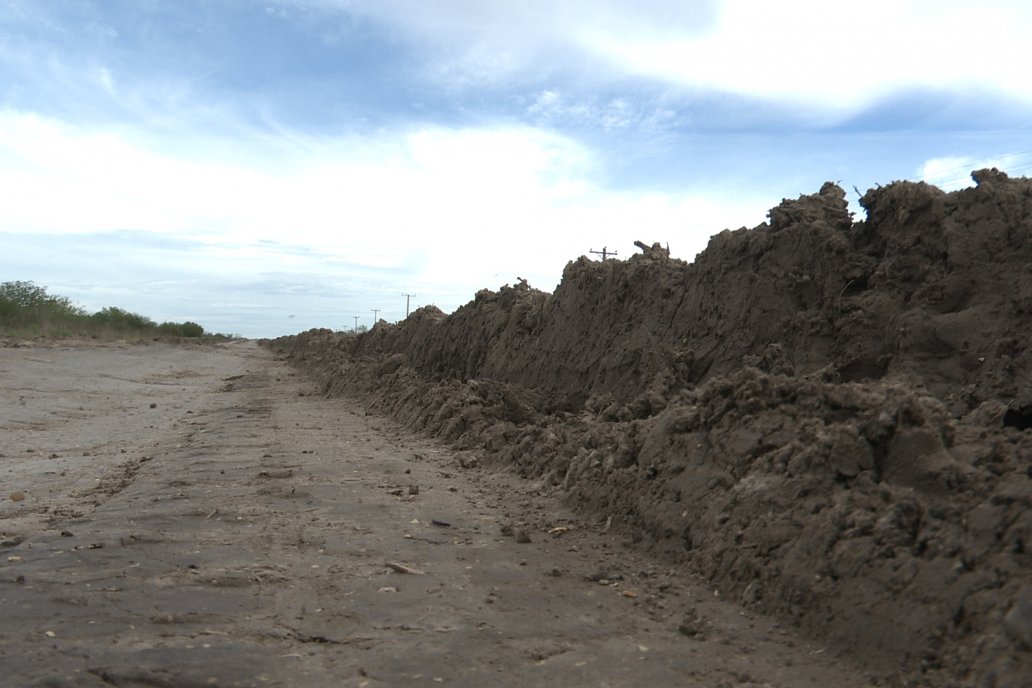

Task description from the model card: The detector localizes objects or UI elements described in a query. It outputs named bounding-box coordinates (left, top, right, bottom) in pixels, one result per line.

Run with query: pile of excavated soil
left=265, top=169, right=1032, bottom=687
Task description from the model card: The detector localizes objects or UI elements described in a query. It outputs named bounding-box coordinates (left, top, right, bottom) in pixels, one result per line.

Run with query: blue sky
left=2, top=1, right=1032, bottom=337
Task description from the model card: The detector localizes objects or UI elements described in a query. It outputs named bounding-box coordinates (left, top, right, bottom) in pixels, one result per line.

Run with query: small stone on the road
left=515, top=529, right=532, bottom=544
left=456, top=451, right=479, bottom=469
left=678, top=608, right=707, bottom=638
left=10, top=492, right=26, bottom=502
left=149, top=402, right=157, bottom=408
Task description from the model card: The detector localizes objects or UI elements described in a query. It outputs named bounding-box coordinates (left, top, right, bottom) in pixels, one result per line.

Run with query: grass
left=0, top=281, right=237, bottom=342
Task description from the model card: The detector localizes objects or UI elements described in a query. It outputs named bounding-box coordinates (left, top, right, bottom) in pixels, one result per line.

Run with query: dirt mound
left=265, top=169, right=1032, bottom=686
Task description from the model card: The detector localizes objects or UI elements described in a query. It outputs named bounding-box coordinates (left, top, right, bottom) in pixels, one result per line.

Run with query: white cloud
left=280, top=0, right=716, bottom=88
left=526, top=90, right=660, bottom=131
left=919, top=152, right=1032, bottom=191
left=918, top=156, right=978, bottom=191
left=287, top=0, right=1032, bottom=117
left=0, top=110, right=769, bottom=307
left=580, top=0, right=1032, bottom=114
left=300, top=0, right=714, bottom=47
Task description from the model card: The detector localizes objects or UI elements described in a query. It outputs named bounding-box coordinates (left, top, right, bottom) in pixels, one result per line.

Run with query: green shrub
left=180, top=321, right=204, bottom=337
left=157, top=321, right=205, bottom=337
left=0, top=280, right=85, bottom=329
left=91, top=307, right=156, bottom=330
left=0, top=281, right=221, bottom=340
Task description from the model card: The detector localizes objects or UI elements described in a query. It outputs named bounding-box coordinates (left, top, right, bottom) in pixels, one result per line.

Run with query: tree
left=0, top=280, right=79, bottom=312
left=0, top=281, right=84, bottom=326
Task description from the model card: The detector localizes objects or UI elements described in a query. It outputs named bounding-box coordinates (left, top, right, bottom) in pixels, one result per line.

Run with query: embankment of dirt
left=265, top=170, right=1032, bottom=687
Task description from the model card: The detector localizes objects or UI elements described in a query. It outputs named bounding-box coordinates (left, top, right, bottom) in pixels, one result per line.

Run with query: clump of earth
left=267, top=169, right=1032, bottom=686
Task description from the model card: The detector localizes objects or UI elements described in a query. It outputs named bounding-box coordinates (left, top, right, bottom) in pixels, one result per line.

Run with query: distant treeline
left=0, top=281, right=231, bottom=340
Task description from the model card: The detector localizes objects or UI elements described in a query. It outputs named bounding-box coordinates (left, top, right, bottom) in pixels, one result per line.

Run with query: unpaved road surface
left=1, top=342, right=881, bottom=687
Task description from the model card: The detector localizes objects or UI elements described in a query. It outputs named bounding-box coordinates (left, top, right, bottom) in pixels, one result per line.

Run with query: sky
left=2, top=1, right=1032, bottom=338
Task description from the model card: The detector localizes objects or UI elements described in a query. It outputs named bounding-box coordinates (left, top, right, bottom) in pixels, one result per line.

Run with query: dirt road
left=1, top=341, right=881, bottom=687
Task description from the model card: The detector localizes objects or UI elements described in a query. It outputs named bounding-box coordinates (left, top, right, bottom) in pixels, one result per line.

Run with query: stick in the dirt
left=385, top=561, right=425, bottom=575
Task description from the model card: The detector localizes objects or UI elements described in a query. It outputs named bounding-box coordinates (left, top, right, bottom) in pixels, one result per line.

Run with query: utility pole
left=371, top=308, right=380, bottom=324
left=402, top=293, right=416, bottom=318
left=353, top=315, right=359, bottom=333
left=589, top=246, right=617, bottom=260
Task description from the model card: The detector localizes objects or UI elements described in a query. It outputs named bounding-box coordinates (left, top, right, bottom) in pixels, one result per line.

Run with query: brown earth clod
left=267, top=170, right=1032, bottom=687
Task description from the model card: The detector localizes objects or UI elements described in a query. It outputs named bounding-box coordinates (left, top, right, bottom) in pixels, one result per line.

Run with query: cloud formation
left=582, top=1, right=1032, bottom=112
left=3, top=1, right=1032, bottom=336
left=0, top=109, right=771, bottom=333
left=282, top=0, right=1032, bottom=121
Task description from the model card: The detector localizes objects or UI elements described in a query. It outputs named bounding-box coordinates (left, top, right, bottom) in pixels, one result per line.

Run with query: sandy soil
left=0, top=341, right=879, bottom=687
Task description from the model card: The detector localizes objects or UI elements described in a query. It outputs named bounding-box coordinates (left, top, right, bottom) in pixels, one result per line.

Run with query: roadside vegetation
left=0, top=281, right=235, bottom=341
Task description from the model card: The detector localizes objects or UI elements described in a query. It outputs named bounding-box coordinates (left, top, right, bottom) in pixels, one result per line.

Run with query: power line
left=929, top=162, right=1032, bottom=190
left=909, top=150, right=1032, bottom=187
left=589, top=246, right=618, bottom=260
left=402, top=293, right=416, bottom=318
left=920, top=150, right=1032, bottom=180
